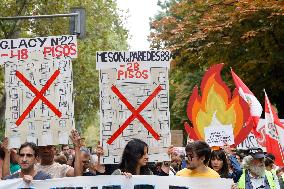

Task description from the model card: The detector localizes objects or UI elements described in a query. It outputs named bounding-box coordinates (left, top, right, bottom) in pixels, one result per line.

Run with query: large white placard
left=96, top=51, right=171, bottom=164
left=0, top=175, right=234, bottom=189
left=0, top=35, right=77, bottom=148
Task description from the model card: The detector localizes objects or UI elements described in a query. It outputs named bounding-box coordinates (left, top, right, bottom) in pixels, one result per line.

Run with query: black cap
left=248, top=147, right=265, bottom=159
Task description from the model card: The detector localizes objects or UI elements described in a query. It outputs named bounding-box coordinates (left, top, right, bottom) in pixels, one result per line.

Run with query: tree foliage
left=0, top=0, right=129, bottom=145
left=149, top=0, right=284, bottom=130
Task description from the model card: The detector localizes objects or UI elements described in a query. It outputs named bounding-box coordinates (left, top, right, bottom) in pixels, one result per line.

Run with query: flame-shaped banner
left=184, top=64, right=251, bottom=146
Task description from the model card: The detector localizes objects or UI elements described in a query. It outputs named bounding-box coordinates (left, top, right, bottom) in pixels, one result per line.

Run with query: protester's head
left=266, top=153, right=275, bottom=162
left=119, top=138, right=150, bottom=175
left=164, top=147, right=183, bottom=172
left=276, top=167, right=284, bottom=177
left=38, top=145, right=56, bottom=164
left=70, top=147, right=91, bottom=171
left=185, top=141, right=211, bottom=170
left=54, top=154, right=67, bottom=165
left=170, top=154, right=182, bottom=172
left=80, top=147, right=91, bottom=171
left=209, top=150, right=229, bottom=177
left=18, top=142, right=38, bottom=172
left=69, top=145, right=75, bottom=156
left=235, top=152, right=243, bottom=164
left=61, top=144, right=70, bottom=156
left=243, top=148, right=266, bottom=176
left=67, top=154, right=75, bottom=166
left=154, top=162, right=163, bottom=173
left=265, top=157, right=274, bottom=171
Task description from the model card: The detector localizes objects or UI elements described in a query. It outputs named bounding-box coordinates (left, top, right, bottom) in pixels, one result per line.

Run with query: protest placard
left=204, top=126, right=234, bottom=147
left=0, top=35, right=77, bottom=148
left=96, top=51, right=171, bottom=164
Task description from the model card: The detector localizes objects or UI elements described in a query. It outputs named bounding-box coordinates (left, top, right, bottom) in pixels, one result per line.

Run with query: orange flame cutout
left=184, top=64, right=251, bottom=146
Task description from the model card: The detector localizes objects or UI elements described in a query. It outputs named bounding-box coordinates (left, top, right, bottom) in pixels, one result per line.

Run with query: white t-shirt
left=250, top=175, right=266, bottom=189
left=249, top=171, right=280, bottom=189
left=35, top=162, right=73, bottom=178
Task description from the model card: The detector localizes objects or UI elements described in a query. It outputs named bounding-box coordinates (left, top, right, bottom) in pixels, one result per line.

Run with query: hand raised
left=70, top=130, right=81, bottom=147
left=1, top=137, right=10, bottom=154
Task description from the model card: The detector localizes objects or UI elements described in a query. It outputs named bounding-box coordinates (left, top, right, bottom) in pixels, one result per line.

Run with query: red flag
left=231, top=70, right=263, bottom=137
left=270, top=106, right=284, bottom=130
left=264, top=90, right=284, bottom=166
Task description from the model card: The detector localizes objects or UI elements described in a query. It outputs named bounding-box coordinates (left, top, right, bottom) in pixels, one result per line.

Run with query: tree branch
left=6, top=0, right=28, bottom=38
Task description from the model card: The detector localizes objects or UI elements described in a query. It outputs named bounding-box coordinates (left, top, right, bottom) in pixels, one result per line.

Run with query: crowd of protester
left=0, top=130, right=283, bottom=189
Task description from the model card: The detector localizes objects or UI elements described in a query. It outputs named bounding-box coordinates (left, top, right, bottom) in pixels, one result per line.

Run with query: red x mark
left=15, top=70, right=62, bottom=126
left=107, top=85, right=162, bottom=144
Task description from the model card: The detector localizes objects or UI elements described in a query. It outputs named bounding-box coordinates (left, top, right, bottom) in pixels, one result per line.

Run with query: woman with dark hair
left=235, top=152, right=243, bottom=164
left=209, top=150, right=229, bottom=178
left=112, top=138, right=152, bottom=175
left=209, top=145, right=242, bottom=183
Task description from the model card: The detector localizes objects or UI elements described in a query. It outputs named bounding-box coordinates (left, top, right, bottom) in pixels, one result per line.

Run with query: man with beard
left=238, top=148, right=278, bottom=189
left=4, top=142, right=51, bottom=182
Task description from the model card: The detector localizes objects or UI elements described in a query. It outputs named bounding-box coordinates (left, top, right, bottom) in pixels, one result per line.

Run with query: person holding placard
left=73, top=146, right=105, bottom=176
left=112, top=138, right=153, bottom=176
left=1, top=130, right=82, bottom=179
left=209, top=146, right=242, bottom=183
left=34, top=130, right=82, bottom=178
left=3, top=142, right=51, bottom=182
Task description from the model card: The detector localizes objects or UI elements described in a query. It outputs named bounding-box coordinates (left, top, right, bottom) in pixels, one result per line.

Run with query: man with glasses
left=77, top=146, right=105, bottom=176
left=176, top=141, right=220, bottom=178
left=4, top=142, right=51, bottom=182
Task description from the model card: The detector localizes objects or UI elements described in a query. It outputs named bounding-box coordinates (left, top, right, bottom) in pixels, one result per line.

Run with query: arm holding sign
left=91, top=143, right=105, bottom=174
left=223, top=144, right=242, bottom=183
left=1, top=137, right=11, bottom=178
left=161, top=145, right=175, bottom=175
left=69, top=130, right=82, bottom=177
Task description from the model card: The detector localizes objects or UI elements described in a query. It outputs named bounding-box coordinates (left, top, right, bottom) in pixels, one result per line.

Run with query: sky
left=116, top=0, right=161, bottom=50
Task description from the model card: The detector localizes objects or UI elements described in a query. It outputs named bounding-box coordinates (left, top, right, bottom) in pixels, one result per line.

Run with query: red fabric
left=231, top=70, right=262, bottom=137
left=231, top=70, right=253, bottom=94
left=265, top=93, right=284, bottom=166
